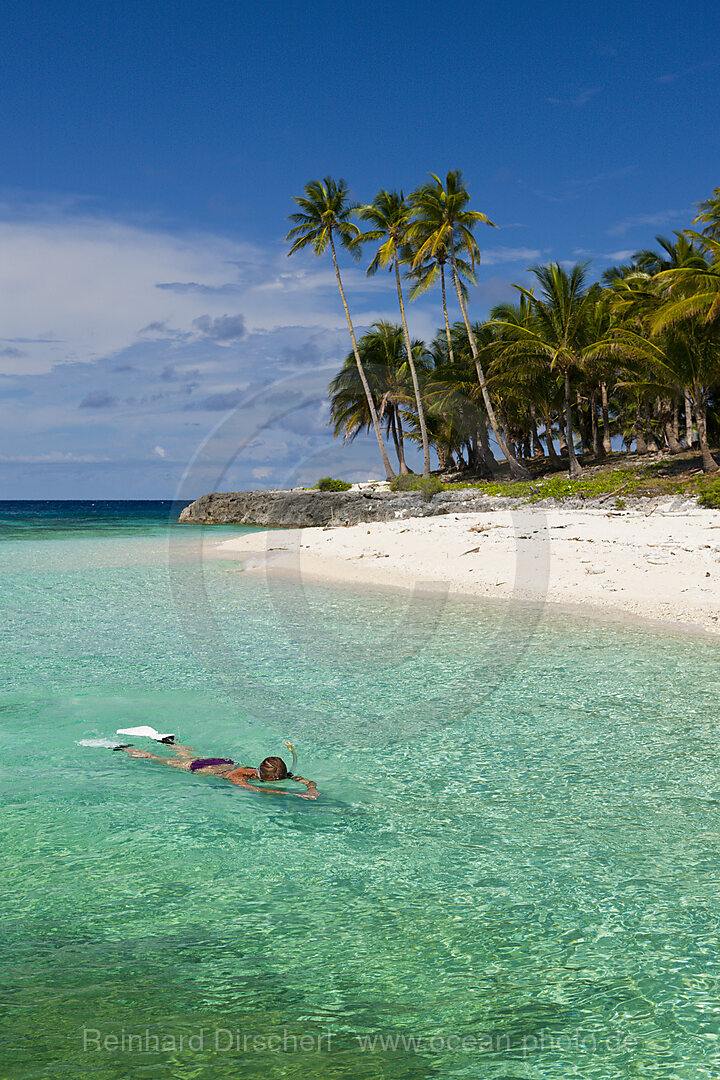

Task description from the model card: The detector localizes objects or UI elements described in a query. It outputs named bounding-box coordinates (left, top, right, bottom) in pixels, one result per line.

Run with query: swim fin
left=116, top=726, right=175, bottom=743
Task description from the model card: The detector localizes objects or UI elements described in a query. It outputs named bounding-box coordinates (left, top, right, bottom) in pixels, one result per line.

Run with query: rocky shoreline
left=177, top=486, right=681, bottom=528
left=178, top=487, right=530, bottom=527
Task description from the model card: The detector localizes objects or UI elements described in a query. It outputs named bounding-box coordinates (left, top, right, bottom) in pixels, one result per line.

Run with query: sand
left=214, top=500, right=720, bottom=634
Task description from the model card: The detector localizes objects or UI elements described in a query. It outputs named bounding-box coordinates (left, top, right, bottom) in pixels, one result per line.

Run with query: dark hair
left=258, top=756, right=289, bottom=782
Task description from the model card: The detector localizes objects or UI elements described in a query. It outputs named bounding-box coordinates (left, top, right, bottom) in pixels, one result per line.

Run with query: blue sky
left=1, top=0, right=718, bottom=497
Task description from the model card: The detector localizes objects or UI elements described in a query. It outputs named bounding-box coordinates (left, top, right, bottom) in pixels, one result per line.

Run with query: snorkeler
left=115, top=739, right=318, bottom=799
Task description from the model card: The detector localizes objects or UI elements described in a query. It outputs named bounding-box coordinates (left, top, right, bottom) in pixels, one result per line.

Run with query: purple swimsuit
left=189, top=757, right=235, bottom=772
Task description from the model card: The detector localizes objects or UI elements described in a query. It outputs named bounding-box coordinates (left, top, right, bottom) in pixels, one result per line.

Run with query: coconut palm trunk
left=440, top=262, right=455, bottom=364
left=498, top=405, right=515, bottom=458
left=662, top=397, right=684, bottom=453
left=544, top=410, right=560, bottom=463
left=635, top=403, right=647, bottom=453
left=529, top=404, right=543, bottom=457
left=672, top=397, right=680, bottom=444
left=396, top=409, right=411, bottom=474
left=645, top=403, right=659, bottom=451
left=329, top=233, right=395, bottom=481
left=449, top=247, right=531, bottom=479
left=684, top=388, right=695, bottom=447
left=694, top=397, right=719, bottom=472
left=664, top=419, right=683, bottom=453
left=394, top=258, right=431, bottom=476
left=476, top=415, right=500, bottom=475
left=557, top=410, right=567, bottom=453
left=590, top=390, right=603, bottom=458
left=601, top=381, right=612, bottom=454
left=563, top=370, right=582, bottom=477
left=388, top=407, right=409, bottom=473
left=575, top=390, right=591, bottom=454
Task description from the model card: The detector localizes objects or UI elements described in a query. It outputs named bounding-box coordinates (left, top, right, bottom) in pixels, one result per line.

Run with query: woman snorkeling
left=115, top=739, right=318, bottom=799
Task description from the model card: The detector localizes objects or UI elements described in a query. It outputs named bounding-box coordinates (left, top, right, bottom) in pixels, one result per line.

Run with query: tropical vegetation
left=286, top=177, right=720, bottom=482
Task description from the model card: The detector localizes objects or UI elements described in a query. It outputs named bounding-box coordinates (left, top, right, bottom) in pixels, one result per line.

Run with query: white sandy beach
left=215, top=501, right=720, bottom=634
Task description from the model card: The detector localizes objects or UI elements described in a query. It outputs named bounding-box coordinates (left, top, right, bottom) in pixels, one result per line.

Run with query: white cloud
left=0, top=214, right=260, bottom=375
left=656, top=60, right=717, bottom=85
left=528, top=165, right=637, bottom=205
left=0, top=205, right=393, bottom=378
left=0, top=200, right=537, bottom=388
left=0, top=200, right=534, bottom=496
left=480, top=247, right=541, bottom=266
left=0, top=451, right=111, bottom=463
left=573, top=248, right=636, bottom=262
left=605, top=249, right=635, bottom=261
left=546, top=87, right=601, bottom=109
left=607, top=209, right=690, bottom=236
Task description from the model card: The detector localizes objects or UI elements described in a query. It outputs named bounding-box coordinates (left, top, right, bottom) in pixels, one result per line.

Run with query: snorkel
left=256, top=741, right=298, bottom=782
left=285, top=740, right=298, bottom=778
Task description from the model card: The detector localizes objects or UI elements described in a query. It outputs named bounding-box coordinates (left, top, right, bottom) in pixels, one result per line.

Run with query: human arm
left=291, top=776, right=319, bottom=800
left=225, top=768, right=318, bottom=799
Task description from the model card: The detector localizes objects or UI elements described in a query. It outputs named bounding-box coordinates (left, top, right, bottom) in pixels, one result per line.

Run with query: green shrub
left=315, top=477, right=352, bottom=492
left=389, top=474, right=416, bottom=492
left=390, top=474, right=444, bottom=501
left=698, top=481, right=720, bottom=509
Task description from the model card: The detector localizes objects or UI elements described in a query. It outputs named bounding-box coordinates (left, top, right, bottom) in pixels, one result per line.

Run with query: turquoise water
left=2, top=502, right=720, bottom=1079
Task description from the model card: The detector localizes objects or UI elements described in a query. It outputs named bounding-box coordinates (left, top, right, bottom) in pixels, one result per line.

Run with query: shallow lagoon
left=2, top=502, right=720, bottom=1079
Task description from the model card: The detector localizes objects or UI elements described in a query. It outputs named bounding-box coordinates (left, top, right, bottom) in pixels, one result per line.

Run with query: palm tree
left=619, top=236, right=710, bottom=451
left=427, top=322, right=504, bottom=474
left=632, top=232, right=709, bottom=274
left=329, top=323, right=425, bottom=473
left=409, top=170, right=531, bottom=480
left=601, top=260, right=644, bottom=285
left=646, top=234, right=720, bottom=463
left=602, top=322, right=720, bottom=472
left=354, top=189, right=431, bottom=476
left=406, top=234, right=474, bottom=366
left=694, top=187, right=720, bottom=241
left=651, top=232, right=720, bottom=328
left=582, top=292, right=616, bottom=458
left=603, top=268, right=720, bottom=472
left=286, top=177, right=395, bottom=481
left=488, top=296, right=562, bottom=464
left=493, top=264, right=599, bottom=478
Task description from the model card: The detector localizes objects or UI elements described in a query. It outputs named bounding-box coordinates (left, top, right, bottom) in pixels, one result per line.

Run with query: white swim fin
left=116, top=725, right=175, bottom=743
